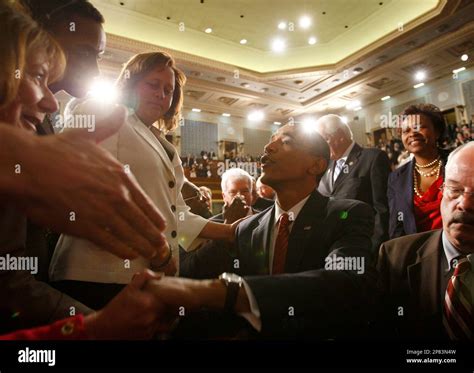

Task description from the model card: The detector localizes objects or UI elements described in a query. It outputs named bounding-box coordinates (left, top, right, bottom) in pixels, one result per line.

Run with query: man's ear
left=309, top=157, right=328, bottom=178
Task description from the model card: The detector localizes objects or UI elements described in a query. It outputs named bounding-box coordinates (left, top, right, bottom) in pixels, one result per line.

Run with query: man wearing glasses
left=377, top=142, right=474, bottom=339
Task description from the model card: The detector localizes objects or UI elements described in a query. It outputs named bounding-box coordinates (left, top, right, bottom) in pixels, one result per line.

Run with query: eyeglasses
left=440, top=184, right=474, bottom=200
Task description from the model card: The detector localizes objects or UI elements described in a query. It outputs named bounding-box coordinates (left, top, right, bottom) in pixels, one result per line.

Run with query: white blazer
left=49, top=112, right=208, bottom=284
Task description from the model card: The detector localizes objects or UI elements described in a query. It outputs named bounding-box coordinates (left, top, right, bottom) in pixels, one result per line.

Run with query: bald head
left=315, top=114, right=354, bottom=160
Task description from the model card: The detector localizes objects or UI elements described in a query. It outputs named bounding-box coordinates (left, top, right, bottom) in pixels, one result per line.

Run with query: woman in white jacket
left=49, top=52, right=236, bottom=308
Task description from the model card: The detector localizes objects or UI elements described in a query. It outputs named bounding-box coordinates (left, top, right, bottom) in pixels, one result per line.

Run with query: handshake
left=83, top=270, right=249, bottom=340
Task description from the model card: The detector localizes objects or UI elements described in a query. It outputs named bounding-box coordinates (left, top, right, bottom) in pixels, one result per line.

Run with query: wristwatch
left=219, top=272, right=243, bottom=313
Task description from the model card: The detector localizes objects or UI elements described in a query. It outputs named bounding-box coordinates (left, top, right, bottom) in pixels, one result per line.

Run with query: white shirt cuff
left=238, top=279, right=262, bottom=332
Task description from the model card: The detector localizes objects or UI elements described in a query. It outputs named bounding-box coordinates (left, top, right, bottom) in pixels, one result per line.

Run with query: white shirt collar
left=442, top=231, right=473, bottom=270
left=274, top=193, right=312, bottom=226
left=338, top=141, right=355, bottom=164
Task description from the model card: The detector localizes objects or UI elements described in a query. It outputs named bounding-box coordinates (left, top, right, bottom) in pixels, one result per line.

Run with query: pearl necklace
left=413, top=160, right=441, bottom=198
left=415, top=156, right=440, bottom=168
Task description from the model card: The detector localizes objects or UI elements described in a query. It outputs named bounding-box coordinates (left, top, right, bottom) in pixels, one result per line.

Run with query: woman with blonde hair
left=50, top=51, right=238, bottom=308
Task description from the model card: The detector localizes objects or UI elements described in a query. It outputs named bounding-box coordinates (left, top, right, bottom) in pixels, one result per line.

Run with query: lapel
left=407, top=230, right=443, bottom=316
left=285, top=190, right=328, bottom=272
left=130, top=115, right=175, bottom=182
left=333, top=143, right=362, bottom=192
left=249, top=206, right=275, bottom=275
left=397, top=159, right=415, bottom=230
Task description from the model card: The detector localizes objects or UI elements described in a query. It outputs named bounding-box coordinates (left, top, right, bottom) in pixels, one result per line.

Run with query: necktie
left=272, top=213, right=291, bottom=275
left=443, top=256, right=472, bottom=340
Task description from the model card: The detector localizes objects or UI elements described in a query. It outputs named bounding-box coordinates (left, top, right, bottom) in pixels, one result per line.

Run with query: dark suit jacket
left=252, top=197, right=274, bottom=212
left=387, top=151, right=448, bottom=238
left=235, top=190, right=379, bottom=337
left=318, top=143, right=390, bottom=251
left=376, top=229, right=449, bottom=339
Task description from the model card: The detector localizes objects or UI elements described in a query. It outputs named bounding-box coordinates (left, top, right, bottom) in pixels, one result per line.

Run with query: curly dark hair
left=401, top=103, right=446, bottom=140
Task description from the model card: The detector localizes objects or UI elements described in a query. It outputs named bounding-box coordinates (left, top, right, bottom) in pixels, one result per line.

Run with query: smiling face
left=0, top=50, right=59, bottom=132
left=134, top=66, right=175, bottom=126
left=260, top=124, right=327, bottom=190
left=401, top=114, right=439, bottom=156
left=441, top=145, right=474, bottom=253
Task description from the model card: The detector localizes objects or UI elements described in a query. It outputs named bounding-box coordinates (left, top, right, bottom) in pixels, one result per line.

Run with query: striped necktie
left=443, top=256, right=472, bottom=340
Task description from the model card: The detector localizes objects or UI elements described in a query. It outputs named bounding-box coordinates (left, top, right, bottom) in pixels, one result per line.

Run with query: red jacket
left=0, top=315, right=88, bottom=340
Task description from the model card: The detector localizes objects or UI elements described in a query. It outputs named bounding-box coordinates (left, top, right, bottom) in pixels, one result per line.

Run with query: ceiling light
left=381, top=96, right=390, bottom=101
left=240, top=39, right=247, bottom=45
left=248, top=110, right=264, bottom=121
left=341, top=116, right=348, bottom=124
left=354, top=106, right=362, bottom=111
left=271, top=38, right=286, bottom=52
left=204, top=28, right=212, bottom=34
left=278, top=22, right=287, bottom=30
left=299, top=15, right=311, bottom=29
left=414, top=71, right=426, bottom=81
left=461, top=54, right=469, bottom=61
left=192, top=108, right=201, bottom=112
left=413, top=82, right=425, bottom=89
left=308, top=36, right=317, bottom=45
left=273, top=121, right=281, bottom=125
left=222, top=113, right=231, bottom=117
left=453, top=67, right=466, bottom=74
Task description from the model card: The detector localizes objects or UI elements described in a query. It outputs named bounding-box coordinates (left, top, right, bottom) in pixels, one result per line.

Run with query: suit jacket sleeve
left=370, top=150, right=390, bottom=249
left=243, top=202, right=379, bottom=337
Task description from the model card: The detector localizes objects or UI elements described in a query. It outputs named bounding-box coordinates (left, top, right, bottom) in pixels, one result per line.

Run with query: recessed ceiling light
left=273, top=121, right=281, bottom=125
left=308, top=36, right=317, bottom=45
left=413, top=82, right=425, bottom=89
left=461, top=54, right=469, bottom=61
left=240, top=82, right=250, bottom=88
left=381, top=96, right=390, bottom=101
left=415, top=71, right=426, bottom=81
left=204, top=28, right=212, bottom=33
left=222, top=113, right=231, bottom=117
left=353, top=67, right=364, bottom=74
left=453, top=67, right=466, bottom=74
left=248, top=110, right=264, bottom=121
left=192, top=108, right=201, bottom=112
left=271, top=38, right=286, bottom=52
left=278, top=21, right=287, bottom=30
left=354, top=106, right=362, bottom=111
left=299, top=15, right=311, bottom=29
left=240, top=39, right=247, bottom=45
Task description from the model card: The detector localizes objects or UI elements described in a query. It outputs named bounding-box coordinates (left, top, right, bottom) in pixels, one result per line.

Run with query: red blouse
left=414, top=175, right=443, bottom=233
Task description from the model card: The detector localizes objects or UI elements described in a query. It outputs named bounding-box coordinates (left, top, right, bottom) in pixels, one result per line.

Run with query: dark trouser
left=51, top=280, right=125, bottom=310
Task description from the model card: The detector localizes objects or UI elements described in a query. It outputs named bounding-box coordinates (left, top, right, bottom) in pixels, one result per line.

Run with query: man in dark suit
left=377, top=142, right=474, bottom=339
left=180, top=169, right=258, bottom=279
left=316, top=114, right=390, bottom=251
left=146, top=123, right=379, bottom=338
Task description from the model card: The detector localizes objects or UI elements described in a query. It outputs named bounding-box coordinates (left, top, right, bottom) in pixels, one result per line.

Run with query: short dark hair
left=294, top=123, right=331, bottom=180
left=402, top=103, right=446, bottom=140
left=20, top=0, right=104, bottom=30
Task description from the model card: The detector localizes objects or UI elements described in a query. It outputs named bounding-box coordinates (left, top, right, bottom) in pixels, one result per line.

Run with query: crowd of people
left=0, top=0, right=473, bottom=342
